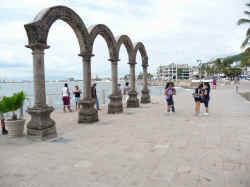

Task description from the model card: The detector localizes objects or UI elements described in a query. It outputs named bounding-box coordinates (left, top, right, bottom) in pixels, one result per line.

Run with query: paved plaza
left=1, top=82, right=250, bottom=187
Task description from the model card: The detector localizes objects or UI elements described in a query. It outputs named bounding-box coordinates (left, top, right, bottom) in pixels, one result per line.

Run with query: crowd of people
left=61, top=82, right=132, bottom=113
left=1, top=76, right=244, bottom=135
left=164, top=81, right=211, bottom=116
left=62, top=80, right=213, bottom=117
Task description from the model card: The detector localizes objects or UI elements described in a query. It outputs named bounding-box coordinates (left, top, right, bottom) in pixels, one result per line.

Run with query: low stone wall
left=147, top=80, right=196, bottom=89
left=239, top=92, right=250, bottom=101
left=175, top=80, right=194, bottom=89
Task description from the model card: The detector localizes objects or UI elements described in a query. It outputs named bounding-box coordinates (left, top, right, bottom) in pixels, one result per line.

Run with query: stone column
left=141, top=58, right=151, bottom=104
left=78, top=53, right=98, bottom=123
left=108, top=58, right=123, bottom=114
left=127, top=61, right=139, bottom=108
left=26, top=43, right=57, bottom=140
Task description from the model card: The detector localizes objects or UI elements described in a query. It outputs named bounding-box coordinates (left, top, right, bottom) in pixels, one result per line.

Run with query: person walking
left=0, top=114, right=8, bottom=135
left=212, top=77, right=217, bottom=89
left=171, top=82, right=176, bottom=112
left=123, top=82, right=130, bottom=104
left=165, top=82, right=174, bottom=114
left=203, top=82, right=211, bottom=115
left=193, top=84, right=203, bottom=116
left=91, top=83, right=100, bottom=110
left=73, top=85, right=81, bottom=111
left=62, top=83, right=72, bottom=112
left=234, top=76, right=240, bottom=94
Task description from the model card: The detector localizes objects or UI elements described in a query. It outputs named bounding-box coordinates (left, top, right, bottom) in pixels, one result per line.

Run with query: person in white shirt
left=62, top=83, right=72, bottom=112
left=123, top=82, right=130, bottom=104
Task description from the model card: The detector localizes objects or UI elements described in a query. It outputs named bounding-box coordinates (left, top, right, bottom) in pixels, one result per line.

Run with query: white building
left=157, top=63, right=193, bottom=80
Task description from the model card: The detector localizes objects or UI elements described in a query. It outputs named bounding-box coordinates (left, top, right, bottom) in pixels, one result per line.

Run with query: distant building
left=157, top=63, right=193, bottom=80
left=68, top=77, right=75, bottom=81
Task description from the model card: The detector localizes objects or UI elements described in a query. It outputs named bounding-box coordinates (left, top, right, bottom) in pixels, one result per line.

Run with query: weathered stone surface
left=116, top=35, right=134, bottom=62
left=78, top=98, right=98, bottom=123
left=26, top=106, right=57, bottom=140
left=24, top=6, right=90, bottom=53
left=127, top=90, right=140, bottom=108
left=108, top=95, right=123, bottom=114
left=89, top=24, right=117, bottom=60
left=141, top=88, right=151, bottom=104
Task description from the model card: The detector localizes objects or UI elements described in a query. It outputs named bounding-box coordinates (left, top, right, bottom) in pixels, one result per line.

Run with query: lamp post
left=197, top=59, right=202, bottom=81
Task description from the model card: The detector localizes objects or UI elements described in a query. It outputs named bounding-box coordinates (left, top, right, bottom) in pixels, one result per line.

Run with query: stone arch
left=24, top=5, right=89, bottom=53
left=116, top=35, right=134, bottom=62
left=88, top=24, right=117, bottom=59
left=133, top=42, right=150, bottom=104
left=24, top=5, right=92, bottom=139
left=133, top=42, right=148, bottom=65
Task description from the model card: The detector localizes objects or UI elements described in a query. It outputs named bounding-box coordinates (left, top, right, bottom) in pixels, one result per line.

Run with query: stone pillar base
left=108, top=95, right=123, bottom=114
left=26, top=106, right=57, bottom=140
left=78, top=98, right=98, bottom=123
left=127, top=90, right=139, bottom=108
left=141, top=88, right=151, bottom=104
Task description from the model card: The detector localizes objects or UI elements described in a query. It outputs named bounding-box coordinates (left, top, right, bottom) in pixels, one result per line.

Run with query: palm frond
left=238, top=18, right=250, bottom=25
left=241, top=35, right=250, bottom=49
left=246, top=27, right=250, bottom=36
left=244, top=47, right=250, bottom=53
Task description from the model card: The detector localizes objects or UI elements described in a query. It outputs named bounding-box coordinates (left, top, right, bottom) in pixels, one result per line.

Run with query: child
left=165, top=82, right=174, bottom=114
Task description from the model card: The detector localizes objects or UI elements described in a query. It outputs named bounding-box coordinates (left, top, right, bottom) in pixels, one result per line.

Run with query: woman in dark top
left=91, top=83, right=100, bottom=110
left=193, top=84, right=203, bottom=116
left=165, top=82, right=174, bottom=113
left=73, top=85, right=81, bottom=111
left=203, top=82, right=210, bottom=115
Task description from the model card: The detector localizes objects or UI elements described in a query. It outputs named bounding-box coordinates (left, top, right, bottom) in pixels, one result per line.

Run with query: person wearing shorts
left=73, top=85, right=81, bottom=111
left=165, top=82, right=174, bottom=114
left=62, top=83, right=72, bottom=112
left=193, top=84, right=203, bottom=116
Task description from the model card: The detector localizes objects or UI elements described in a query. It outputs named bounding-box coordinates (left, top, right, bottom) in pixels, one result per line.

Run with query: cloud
left=0, top=0, right=249, bottom=80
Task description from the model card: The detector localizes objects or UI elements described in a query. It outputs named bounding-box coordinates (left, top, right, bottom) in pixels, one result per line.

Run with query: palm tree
left=238, top=3, right=250, bottom=49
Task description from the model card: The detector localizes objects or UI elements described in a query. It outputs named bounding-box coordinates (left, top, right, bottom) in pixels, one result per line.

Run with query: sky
left=0, top=0, right=249, bottom=80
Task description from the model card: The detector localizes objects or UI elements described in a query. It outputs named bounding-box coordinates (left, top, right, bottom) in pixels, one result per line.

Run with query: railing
left=22, top=89, right=112, bottom=112
left=1, top=85, right=166, bottom=117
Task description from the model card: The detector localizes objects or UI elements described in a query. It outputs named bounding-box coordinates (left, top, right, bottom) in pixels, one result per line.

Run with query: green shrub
left=0, top=91, right=25, bottom=120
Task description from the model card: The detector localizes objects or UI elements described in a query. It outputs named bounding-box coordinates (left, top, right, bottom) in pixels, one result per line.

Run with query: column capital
left=108, top=58, right=120, bottom=64
left=79, top=52, right=95, bottom=61
left=142, top=63, right=149, bottom=68
left=128, top=61, right=137, bottom=65
left=25, top=43, right=50, bottom=51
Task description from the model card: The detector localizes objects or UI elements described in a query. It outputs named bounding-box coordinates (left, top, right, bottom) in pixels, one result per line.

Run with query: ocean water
left=0, top=81, right=167, bottom=112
